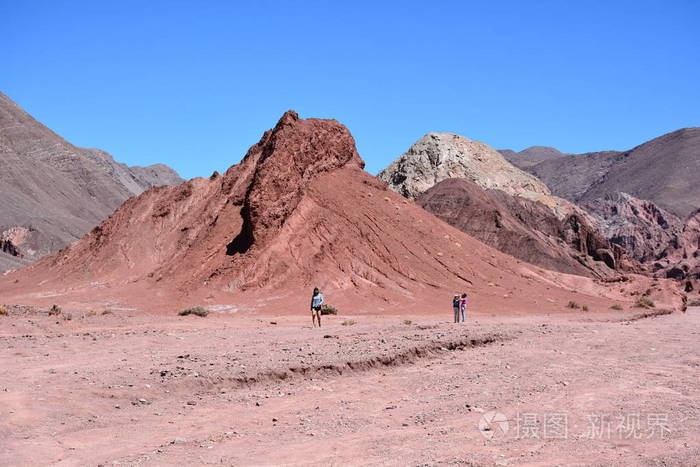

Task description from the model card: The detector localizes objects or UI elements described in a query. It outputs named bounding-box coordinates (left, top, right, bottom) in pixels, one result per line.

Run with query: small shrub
left=610, top=304, right=624, bottom=311
left=341, top=319, right=356, bottom=326
left=320, top=304, right=338, bottom=315
left=566, top=301, right=580, bottom=309
left=0, top=305, right=7, bottom=316
left=48, top=304, right=62, bottom=316
left=403, top=319, right=413, bottom=325
left=582, top=305, right=589, bottom=311
left=178, top=306, right=209, bottom=317
left=635, top=297, right=655, bottom=309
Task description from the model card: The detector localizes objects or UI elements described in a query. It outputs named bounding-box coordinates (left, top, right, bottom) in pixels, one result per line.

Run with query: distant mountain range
left=387, top=128, right=700, bottom=291
left=0, top=92, right=183, bottom=271
left=500, top=128, right=700, bottom=218
left=2, top=91, right=697, bottom=294
left=498, top=146, right=567, bottom=169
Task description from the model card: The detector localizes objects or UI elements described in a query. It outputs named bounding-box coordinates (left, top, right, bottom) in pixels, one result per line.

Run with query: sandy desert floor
left=1, top=306, right=699, bottom=466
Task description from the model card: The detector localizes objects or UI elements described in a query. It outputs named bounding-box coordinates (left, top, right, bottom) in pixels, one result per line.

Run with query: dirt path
left=1, top=309, right=698, bottom=466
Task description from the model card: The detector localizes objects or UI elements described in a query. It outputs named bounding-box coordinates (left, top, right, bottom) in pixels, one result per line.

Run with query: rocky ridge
left=499, top=145, right=568, bottom=169
left=417, top=178, right=638, bottom=279
left=523, top=128, right=700, bottom=218
left=582, top=192, right=700, bottom=291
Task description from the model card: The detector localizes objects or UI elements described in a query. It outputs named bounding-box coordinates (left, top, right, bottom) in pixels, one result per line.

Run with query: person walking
left=310, top=287, right=324, bottom=327
left=460, top=292, right=468, bottom=322
left=452, top=294, right=460, bottom=323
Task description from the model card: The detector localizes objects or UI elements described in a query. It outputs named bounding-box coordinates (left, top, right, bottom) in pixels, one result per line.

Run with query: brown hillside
left=417, top=178, right=638, bottom=279
left=0, top=92, right=182, bottom=271
left=525, top=128, right=700, bottom=218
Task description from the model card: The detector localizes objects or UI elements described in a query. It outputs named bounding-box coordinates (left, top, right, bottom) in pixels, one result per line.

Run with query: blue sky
left=5, top=0, right=699, bottom=179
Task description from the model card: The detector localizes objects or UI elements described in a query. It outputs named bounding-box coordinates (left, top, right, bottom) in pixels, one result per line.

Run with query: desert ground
left=1, top=305, right=698, bottom=466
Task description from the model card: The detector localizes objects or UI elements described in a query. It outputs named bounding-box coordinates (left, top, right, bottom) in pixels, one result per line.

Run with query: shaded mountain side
left=667, top=210, right=700, bottom=292
left=416, top=178, right=638, bottom=279
left=0, top=92, right=183, bottom=271
left=580, top=128, right=700, bottom=217
left=582, top=193, right=700, bottom=292
left=524, top=128, right=700, bottom=218
left=2, top=111, right=683, bottom=314
left=582, top=193, right=684, bottom=263
left=499, top=146, right=568, bottom=169
left=527, top=150, right=622, bottom=202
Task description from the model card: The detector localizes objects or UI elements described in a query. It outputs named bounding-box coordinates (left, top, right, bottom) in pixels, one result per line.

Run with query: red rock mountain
left=417, top=178, right=638, bottom=279
left=500, top=129, right=700, bottom=293
left=582, top=193, right=700, bottom=292
left=2, top=111, right=681, bottom=314
left=0, top=92, right=183, bottom=271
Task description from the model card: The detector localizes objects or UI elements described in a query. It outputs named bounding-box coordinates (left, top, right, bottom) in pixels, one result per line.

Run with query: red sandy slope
left=0, top=112, right=685, bottom=314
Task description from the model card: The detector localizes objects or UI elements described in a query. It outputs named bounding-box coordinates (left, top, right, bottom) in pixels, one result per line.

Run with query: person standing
left=310, top=287, right=324, bottom=327
left=453, top=294, right=460, bottom=323
left=460, top=293, right=468, bottom=322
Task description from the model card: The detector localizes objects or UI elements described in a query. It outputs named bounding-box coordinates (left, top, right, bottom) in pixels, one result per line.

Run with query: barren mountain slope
left=417, top=178, right=638, bottom=278
left=583, top=193, right=700, bottom=292
left=2, top=112, right=681, bottom=313
left=580, top=128, right=700, bottom=217
left=527, top=150, right=622, bottom=202
left=0, top=92, right=183, bottom=271
left=526, top=128, right=700, bottom=218
left=499, top=145, right=568, bottom=169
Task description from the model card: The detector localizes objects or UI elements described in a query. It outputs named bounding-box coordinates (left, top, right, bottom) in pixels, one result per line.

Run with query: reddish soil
left=1, top=307, right=698, bottom=465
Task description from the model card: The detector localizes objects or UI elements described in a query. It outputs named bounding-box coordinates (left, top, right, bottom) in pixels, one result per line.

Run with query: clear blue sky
left=5, top=0, right=699, bottom=179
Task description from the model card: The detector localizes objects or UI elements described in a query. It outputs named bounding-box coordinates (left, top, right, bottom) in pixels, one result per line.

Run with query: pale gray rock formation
left=378, top=133, right=551, bottom=201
